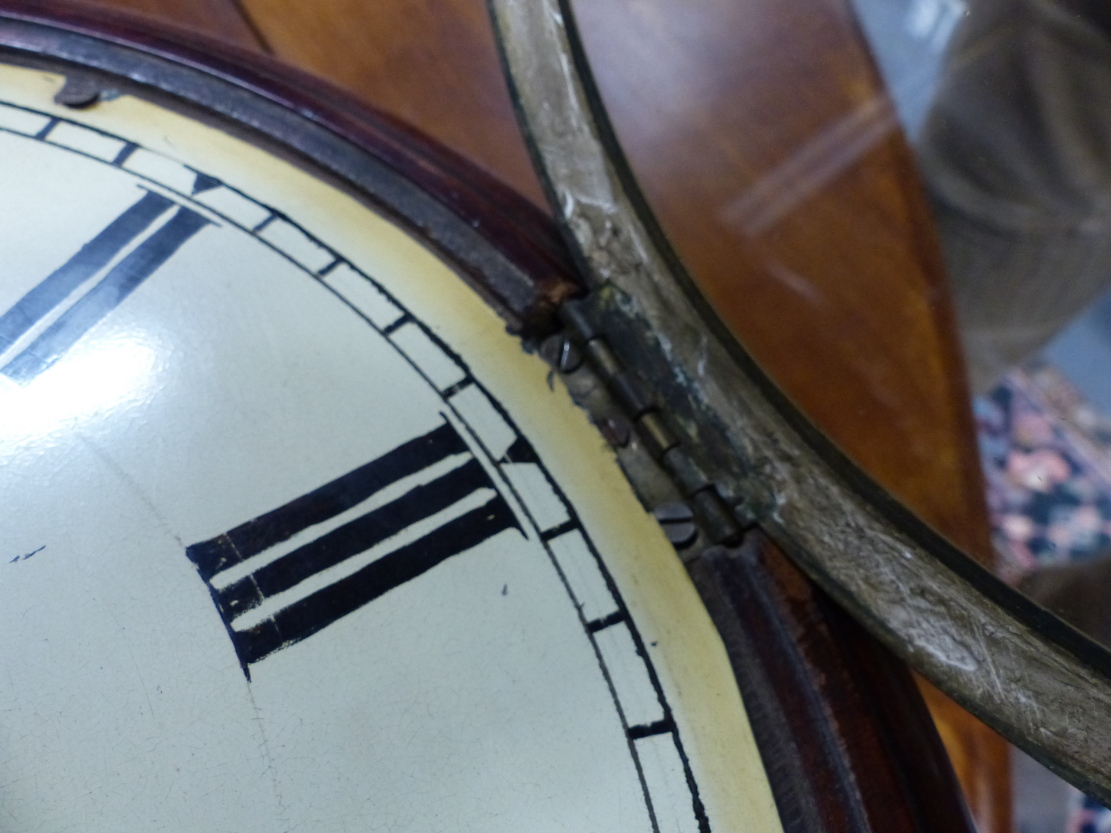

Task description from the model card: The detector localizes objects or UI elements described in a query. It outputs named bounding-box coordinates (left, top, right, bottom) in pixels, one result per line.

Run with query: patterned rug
left=1070, top=792, right=1111, bottom=833
left=977, top=359, right=1111, bottom=829
left=978, top=360, right=1111, bottom=581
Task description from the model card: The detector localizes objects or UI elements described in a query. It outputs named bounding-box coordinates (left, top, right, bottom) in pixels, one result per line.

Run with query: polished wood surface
left=919, top=678, right=1014, bottom=833
left=569, top=0, right=993, bottom=564
left=74, top=0, right=260, bottom=48
left=242, top=0, right=544, bottom=205
left=8, top=0, right=1012, bottom=829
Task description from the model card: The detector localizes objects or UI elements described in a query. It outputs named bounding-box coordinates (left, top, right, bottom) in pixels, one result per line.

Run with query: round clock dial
left=0, top=63, right=778, bottom=832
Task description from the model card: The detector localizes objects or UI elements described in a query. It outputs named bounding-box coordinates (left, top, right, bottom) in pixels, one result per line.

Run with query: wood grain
left=918, top=679, right=1015, bottom=833
left=237, top=0, right=544, bottom=205
left=73, top=0, right=262, bottom=48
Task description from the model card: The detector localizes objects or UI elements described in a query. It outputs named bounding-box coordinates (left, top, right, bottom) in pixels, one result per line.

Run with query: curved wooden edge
left=915, top=680, right=1013, bottom=833
left=691, top=533, right=976, bottom=833
left=0, top=0, right=580, bottom=335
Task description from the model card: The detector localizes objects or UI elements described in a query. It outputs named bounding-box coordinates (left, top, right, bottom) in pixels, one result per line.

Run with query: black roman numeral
left=0, top=190, right=208, bottom=382
left=186, top=422, right=521, bottom=673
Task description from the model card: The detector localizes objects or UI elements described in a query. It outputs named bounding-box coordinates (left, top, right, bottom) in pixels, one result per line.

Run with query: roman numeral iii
left=0, top=189, right=208, bottom=382
left=186, top=421, right=521, bottom=674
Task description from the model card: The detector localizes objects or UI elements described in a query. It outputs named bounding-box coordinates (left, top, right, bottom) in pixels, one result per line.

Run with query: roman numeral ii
left=186, top=421, right=521, bottom=675
left=0, top=190, right=208, bottom=382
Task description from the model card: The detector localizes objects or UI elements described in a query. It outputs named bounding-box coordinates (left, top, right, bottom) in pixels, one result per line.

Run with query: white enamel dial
left=0, top=65, right=780, bottom=833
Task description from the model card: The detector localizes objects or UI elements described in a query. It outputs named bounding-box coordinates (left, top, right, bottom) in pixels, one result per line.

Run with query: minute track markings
left=0, top=97, right=712, bottom=829
left=111, top=141, right=137, bottom=167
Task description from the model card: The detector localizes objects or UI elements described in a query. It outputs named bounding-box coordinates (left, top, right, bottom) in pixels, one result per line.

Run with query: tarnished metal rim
left=487, top=0, right=1111, bottom=801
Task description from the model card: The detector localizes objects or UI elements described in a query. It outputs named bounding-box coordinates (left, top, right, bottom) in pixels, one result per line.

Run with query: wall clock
left=0, top=2, right=1062, bottom=831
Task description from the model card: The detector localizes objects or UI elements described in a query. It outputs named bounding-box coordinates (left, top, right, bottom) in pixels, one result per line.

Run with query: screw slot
left=652, top=501, right=698, bottom=548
